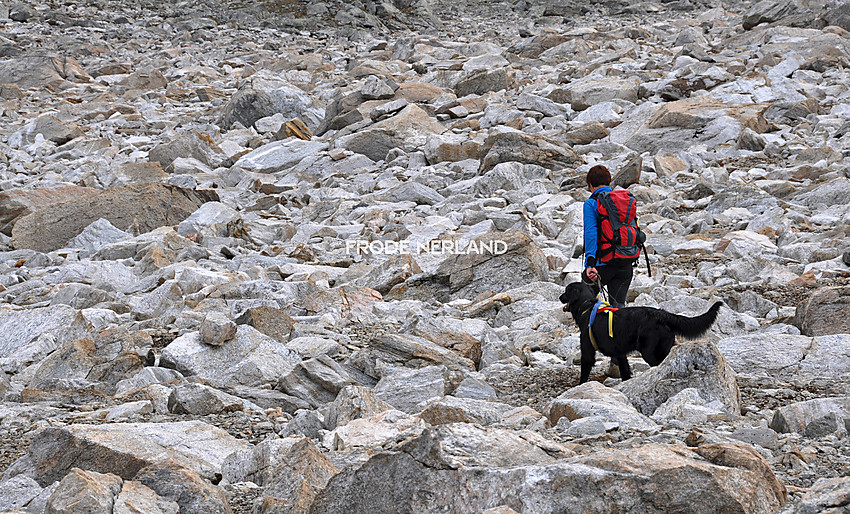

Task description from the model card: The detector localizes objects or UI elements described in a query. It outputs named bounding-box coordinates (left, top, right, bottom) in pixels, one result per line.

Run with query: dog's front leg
left=579, top=334, right=595, bottom=384
left=614, top=354, right=632, bottom=381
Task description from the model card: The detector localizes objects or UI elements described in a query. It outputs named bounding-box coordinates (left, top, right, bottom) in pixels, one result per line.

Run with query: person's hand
left=581, top=267, right=598, bottom=284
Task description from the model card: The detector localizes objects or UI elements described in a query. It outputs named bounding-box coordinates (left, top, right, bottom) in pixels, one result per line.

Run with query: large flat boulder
left=310, top=424, right=785, bottom=514
left=794, top=286, right=850, bottom=336
left=2, top=421, right=251, bottom=486
left=0, top=186, right=98, bottom=236
left=337, top=104, right=446, bottom=161
left=10, top=183, right=219, bottom=253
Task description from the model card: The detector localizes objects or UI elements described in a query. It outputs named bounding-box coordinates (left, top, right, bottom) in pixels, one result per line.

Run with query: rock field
left=1, top=0, right=850, bottom=512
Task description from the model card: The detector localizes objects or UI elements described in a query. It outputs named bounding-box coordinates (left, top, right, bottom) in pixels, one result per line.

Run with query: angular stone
left=478, top=129, right=581, bottom=173
left=10, top=183, right=219, bottom=253
left=167, top=382, right=247, bottom=415
left=257, top=438, right=339, bottom=514
left=795, top=286, right=850, bottom=336
left=0, top=474, right=43, bottom=512
left=277, top=355, right=355, bottom=408
left=325, top=385, right=394, bottom=430
left=374, top=365, right=449, bottom=413
left=44, top=468, right=123, bottom=514
left=323, top=409, right=425, bottom=451
left=312, top=424, right=784, bottom=514
left=233, top=139, right=329, bottom=174
left=361, top=75, right=394, bottom=100
left=217, top=89, right=277, bottom=130
left=769, top=397, right=850, bottom=435
left=402, top=313, right=482, bottom=367
left=546, top=382, right=658, bottom=432
left=106, top=401, right=155, bottom=421
left=199, top=312, right=238, bottom=346
left=3, top=421, right=251, bottom=486
left=375, top=182, right=445, bottom=205
left=0, top=186, right=98, bottom=236
left=114, top=481, right=179, bottom=514
left=616, top=341, right=741, bottom=416
left=134, top=460, right=232, bottom=514
left=160, top=325, right=301, bottom=388
left=716, top=333, right=810, bottom=377
left=0, top=305, right=80, bottom=363
left=67, top=218, right=132, bottom=255
left=121, top=68, right=167, bottom=90
left=337, top=104, right=446, bottom=161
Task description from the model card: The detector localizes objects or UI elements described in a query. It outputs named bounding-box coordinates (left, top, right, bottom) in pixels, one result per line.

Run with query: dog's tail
left=658, top=301, right=723, bottom=339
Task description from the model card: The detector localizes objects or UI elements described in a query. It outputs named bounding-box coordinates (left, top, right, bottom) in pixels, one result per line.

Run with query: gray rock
left=417, top=396, right=517, bottom=426
left=199, top=312, right=238, bottom=346
left=0, top=474, right=43, bottom=512
left=729, top=428, right=779, bottom=451
left=277, top=355, right=356, bottom=408
left=473, top=161, right=550, bottom=197
left=167, top=382, right=249, bottom=415
left=160, top=325, right=301, bottom=388
left=617, top=341, right=741, bottom=416
left=375, top=182, right=445, bottom=205
left=454, top=67, right=513, bottom=97
left=44, top=468, right=123, bottom=514
left=716, top=333, right=810, bottom=377
left=114, top=481, right=179, bottom=514
left=233, top=139, right=329, bottom=174
left=452, top=376, right=497, bottom=400
left=777, top=476, right=850, bottom=514
left=9, top=114, right=83, bottom=147
left=10, top=183, right=219, bottom=253
left=177, top=202, right=240, bottom=237
left=325, top=385, right=394, bottom=430
left=148, top=132, right=228, bottom=171
left=374, top=365, right=449, bottom=414
left=217, top=89, right=277, bottom=130
left=361, top=75, right=394, bottom=100
left=794, top=286, right=850, bottom=336
left=67, top=218, right=132, bottom=255
left=310, top=425, right=785, bottom=514
left=567, top=77, right=638, bottom=111
left=546, top=382, right=658, bottom=432
left=769, top=397, right=850, bottom=435
left=3, top=421, right=251, bottom=485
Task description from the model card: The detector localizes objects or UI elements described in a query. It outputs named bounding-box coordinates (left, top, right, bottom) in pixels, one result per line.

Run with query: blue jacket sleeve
left=583, top=198, right=598, bottom=267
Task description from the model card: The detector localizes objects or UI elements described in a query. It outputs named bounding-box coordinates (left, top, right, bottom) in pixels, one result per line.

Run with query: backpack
left=592, top=189, right=643, bottom=264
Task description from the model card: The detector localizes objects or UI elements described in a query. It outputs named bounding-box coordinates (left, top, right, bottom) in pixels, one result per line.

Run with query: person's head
left=586, top=165, right=611, bottom=190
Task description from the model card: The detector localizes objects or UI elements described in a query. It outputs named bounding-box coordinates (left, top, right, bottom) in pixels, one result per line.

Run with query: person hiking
left=581, top=164, right=643, bottom=309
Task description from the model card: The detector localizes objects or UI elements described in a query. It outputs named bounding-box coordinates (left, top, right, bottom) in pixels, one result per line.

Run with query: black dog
left=559, top=282, right=722, bottom=383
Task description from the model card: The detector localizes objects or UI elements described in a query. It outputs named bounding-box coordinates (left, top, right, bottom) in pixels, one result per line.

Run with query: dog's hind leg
left=613, top=354, right=631, bottom=381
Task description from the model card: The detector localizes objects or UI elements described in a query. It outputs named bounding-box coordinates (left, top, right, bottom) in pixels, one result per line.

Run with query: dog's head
left=559, top=282, right=595, bottom=312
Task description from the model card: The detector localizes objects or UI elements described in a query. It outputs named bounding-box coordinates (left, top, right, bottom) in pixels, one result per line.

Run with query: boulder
left=160, top=325, right=301, bottom=388
left=177, top=202, right=240, bottom=237
left=353, top=254, right=422, bottom=295
left=424, top=132, right=483, bottom=164
left=349, top=334, right=476, bottom=376
left=337, top=104, right=446, bottom=161
left=0, top=475, right=46, bottom=512
left=148, top=131, right=228, bottom=171
left=0, top=305, right=80, bottom=365
left=374, top=365, right=449, bottom=413
left=10, top=183, right=219, bottom=253
left=9, top=114, right=84, bottom=147
left=478, top=130, right=581, bottom=173
left=134, top=460, right=232, bottom=514
left=417, top=396, right=517, bottom=425
left=311, top=424, right=784, bottom=514
left=473, top=162, right=551, bottom=197
left=233, top=139, right=329, bottom=174
left=234, top=306, right=295, bottom=342
left=546, top=381, right=658, bottom=432
left=303, top=286, right=383, bottom=318
left=769, top=397, right=850, bottom=435
left=217, top=89, right=277, bottom=130
left=325, top=385, right=394, bottom=430
left=256, top=438, right=340, bottom=514
left=0, top=54, right=92, bottom=89
left=2, top=421, right=251, bottom=486
left=794, top=286, right=850, bottom=336
left=616, top=341, right=741, bottom=416
left=113, top=481, right=179, bottom=514
left=44, top=468, right=123, bottom=514
left=277, top=355, right=356, bottom=408
left=777, top=476, right=850, bottom=514
left=0, top=186, right=98, bottom=236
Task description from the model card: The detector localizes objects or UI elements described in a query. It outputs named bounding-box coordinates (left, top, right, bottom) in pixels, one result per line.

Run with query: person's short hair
left=586, top=165, right=611, bottom=188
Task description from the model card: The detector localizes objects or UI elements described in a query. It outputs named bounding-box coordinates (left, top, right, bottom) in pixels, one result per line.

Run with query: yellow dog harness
left=583, top=300, right=618, bottom=350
